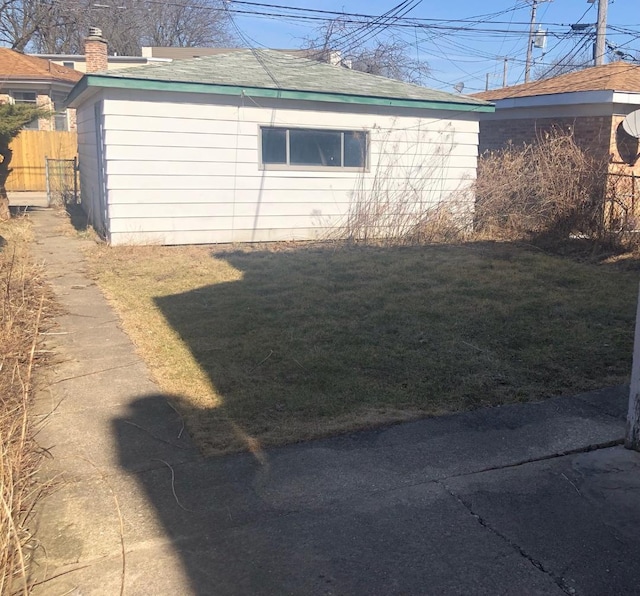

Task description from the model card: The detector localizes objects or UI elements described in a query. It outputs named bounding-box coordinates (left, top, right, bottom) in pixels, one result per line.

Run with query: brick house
left=0, top=47, right=81, bottom=131
left=473, top=62, right=640, bottom=228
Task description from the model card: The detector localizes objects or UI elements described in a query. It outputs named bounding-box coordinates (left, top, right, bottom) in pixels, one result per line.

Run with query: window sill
left=259, top=164, right=369, bottom=173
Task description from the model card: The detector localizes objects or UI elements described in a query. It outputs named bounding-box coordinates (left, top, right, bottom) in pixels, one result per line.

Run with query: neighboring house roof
left=68, top=49, right=492, bottom=112
left=0, top=47, right=82, bottom=84
left=141, top=46, right=320, bottom=61
left=473, top=61, right=640, bottom=101
left=32, top=53, right=170, bottom=65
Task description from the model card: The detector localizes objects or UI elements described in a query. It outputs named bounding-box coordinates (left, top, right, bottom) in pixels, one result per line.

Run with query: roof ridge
left=0, top=47, right=81, bottom=83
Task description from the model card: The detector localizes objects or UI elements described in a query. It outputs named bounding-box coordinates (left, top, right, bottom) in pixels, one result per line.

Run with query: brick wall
left=67, top=108, right=77, bottom=132
left=610, top=114, right=640, bottom=176
left=36, top=93, right=53, bottom=131
left=479, top=111, right=640, bottom=230
left=479, top=115, right=614, bottom=162
left=608, top=115, right=640, bottom=229
left=84, top=35, right=108, bottom=73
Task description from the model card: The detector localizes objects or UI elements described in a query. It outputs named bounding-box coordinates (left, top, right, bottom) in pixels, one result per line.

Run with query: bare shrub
left=0, top=218, right=53, bottom=594
left=343, top=187, right=474, bottom=246
left=475, top=129, right=609, bottom=242
left=336, top=123, right=474, bottom=245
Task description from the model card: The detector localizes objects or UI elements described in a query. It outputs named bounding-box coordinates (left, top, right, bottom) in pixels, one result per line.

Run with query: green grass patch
left=87, top=241, right=638, bottom=455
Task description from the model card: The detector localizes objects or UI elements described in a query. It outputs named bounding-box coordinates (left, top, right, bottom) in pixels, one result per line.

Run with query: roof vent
left=88, top=27, right=103, bottom=38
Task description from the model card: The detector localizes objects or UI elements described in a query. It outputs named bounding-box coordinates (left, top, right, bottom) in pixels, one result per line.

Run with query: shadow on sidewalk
left=111, top=386, right=634, bottom=595
left=65, top=203, right=91, bottom=233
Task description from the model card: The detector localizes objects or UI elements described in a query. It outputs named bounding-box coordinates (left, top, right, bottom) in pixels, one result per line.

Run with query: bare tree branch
left=301, top=17, right=430, bottom=85
left=0, top=0, right=235, bottom=55
left=0, top=0, right=54, bottom=52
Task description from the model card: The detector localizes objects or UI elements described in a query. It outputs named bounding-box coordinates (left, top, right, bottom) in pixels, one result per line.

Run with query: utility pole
left=525, top=0, right=538, bottom=83
left=594, top=0, right=608, bottom=66
left=503, top=58, right=508, bottom=87
left=525, top=0, right=551, bottom=83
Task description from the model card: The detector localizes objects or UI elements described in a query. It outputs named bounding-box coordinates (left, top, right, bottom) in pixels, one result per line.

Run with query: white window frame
left=259, top=126, right=369, bottom=172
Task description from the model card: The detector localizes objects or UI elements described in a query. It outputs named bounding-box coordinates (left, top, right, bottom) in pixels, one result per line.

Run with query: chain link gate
left=45, top=157, right=78, bottom=207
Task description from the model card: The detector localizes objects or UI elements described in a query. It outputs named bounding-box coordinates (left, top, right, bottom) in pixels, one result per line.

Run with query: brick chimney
left=84, top=27, right=108, bottom=73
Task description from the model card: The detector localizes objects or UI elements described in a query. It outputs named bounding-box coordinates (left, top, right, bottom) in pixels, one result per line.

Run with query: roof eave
left=488, top=89, right=620, bottom=109
left=1, top=75, right=79, bottom=86
left=67, top=74, right=495, bottom=113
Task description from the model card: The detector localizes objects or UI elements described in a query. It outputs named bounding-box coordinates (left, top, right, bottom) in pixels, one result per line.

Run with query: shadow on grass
left=152, top=242, right=637, bottom=455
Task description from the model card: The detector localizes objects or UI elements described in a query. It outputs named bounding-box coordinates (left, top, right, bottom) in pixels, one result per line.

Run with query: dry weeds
left=0, top=216, right=54, bottom=594
left=475, top=129, right=609, bottom=243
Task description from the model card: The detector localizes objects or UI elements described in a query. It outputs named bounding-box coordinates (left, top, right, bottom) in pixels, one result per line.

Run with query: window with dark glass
left=261, top=127, right=367, bottom=169
left=344, top=131, right=367, bottom=167
left=10, top=91, right=39, bottom=129
left=12, top=91, right=37, bottom=104
left=52, top=92, right=68, bottom=131
left=262, top=128, right=287, bottom=164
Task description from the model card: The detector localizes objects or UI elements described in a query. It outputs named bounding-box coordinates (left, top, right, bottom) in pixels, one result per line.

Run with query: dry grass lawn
left=86, top=241, right=638, bottom=455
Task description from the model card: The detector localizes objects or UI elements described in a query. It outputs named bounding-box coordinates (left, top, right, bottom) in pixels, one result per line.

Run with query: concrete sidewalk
left=29, top=207, right=640, bottom=596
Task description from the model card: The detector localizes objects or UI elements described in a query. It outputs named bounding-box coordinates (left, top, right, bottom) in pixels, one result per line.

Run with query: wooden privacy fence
left=6, top=130, right=78, bottom=192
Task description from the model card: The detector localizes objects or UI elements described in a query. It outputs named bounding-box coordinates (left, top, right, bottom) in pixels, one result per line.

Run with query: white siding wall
left=76, top=92, right=106, bottom=235
left=96, top=89, right=480, bottom=245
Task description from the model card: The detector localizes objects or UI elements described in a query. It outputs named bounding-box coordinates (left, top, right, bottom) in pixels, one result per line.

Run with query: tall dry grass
left=474, top=129, right=610, bottom=243
left=0, top=217, right=52, bottom=595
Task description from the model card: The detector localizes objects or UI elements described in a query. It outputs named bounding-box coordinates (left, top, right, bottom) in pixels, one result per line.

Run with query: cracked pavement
left=25, top=206, right=640, bottom=595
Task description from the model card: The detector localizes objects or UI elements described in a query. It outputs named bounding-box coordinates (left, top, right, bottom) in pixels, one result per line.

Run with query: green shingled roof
left=68, top=49, right=493, bottom=112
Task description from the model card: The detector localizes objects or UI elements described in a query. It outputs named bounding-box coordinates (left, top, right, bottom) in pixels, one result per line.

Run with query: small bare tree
left=533, top=49, right=593, bottom=80
left=302, top=17, right=430, bottom=84
left=332, top=122, right=473, bottom=245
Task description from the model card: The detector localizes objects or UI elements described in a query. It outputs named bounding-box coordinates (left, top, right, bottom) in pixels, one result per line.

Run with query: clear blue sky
left=231, top=0, right=640, bottom=92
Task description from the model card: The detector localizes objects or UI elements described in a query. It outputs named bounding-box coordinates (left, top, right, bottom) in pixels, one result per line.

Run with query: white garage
left=67, top=49, right=492, bottom=245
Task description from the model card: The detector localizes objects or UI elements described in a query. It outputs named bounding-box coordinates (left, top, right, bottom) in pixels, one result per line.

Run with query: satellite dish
left=453, top=82, right=464, bottom=94
left=623, top=110, right=640, bottom=138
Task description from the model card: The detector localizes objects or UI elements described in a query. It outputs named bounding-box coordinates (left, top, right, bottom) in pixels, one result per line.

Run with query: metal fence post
left=73, top=156, right=78, bottom=204
left=45, top=157, right=51, bottom=207
left=626, top=281, right=640, bottom=451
